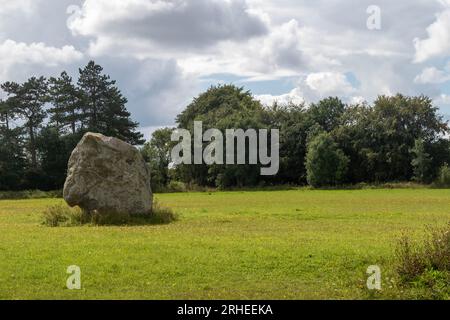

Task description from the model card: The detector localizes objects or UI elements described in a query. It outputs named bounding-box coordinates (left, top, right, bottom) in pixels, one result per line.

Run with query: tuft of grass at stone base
left=42, top=201, right=177, bottom=227
left=42, top=204, right=84, bottom=227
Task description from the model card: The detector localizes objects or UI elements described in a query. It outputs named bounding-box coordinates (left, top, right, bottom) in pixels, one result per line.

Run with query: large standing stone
left=63, top=132, right=152, bottom=216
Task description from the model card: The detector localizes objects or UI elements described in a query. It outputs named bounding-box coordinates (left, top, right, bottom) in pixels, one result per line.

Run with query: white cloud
left=414, top=8, right=450, bottom=63
left=256, top=88, right=305, bottom=106
left=140, top=125, right=175, bottom=142
left=0, top=40, right=83, bottom=66
left=0, top=0, right=39, bottom=15
left=436, top=94, right=450, bottom=106
left=256, top=71, right=357, bottom=107
left=177, top=19, right=307, bottom=78
left=67, top=2, right=343, bottom=79
left=0, top=40, right=83, bottom=81
left=350, top=96, right=366, bottom=105
left=305, top=72, right=354, bottom=96
left=177, top=19, right=342, bottom=79
left=414, top=67, right=450, bottom=84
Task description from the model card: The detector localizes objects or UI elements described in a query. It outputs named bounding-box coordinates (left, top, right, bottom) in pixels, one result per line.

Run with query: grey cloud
left=98, top=57, right=200, bottom=127
left=0, top=0, right=86, bottom=48
left=0, top=0, right=199, bottom=128
left=255, top=0, right=441, bottom=55
left=71, top=0, right=268, bottom=50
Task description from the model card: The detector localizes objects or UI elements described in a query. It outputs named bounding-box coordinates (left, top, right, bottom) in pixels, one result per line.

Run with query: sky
left=1, top=0, right=450, bottom=139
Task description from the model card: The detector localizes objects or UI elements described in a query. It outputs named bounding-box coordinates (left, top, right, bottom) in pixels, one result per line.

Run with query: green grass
left=0, top=189, right=449, bottom=300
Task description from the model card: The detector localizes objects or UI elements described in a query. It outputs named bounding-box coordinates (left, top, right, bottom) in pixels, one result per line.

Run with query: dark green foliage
left=170, top=89, right=449, bottom=189
left=367, top=95, right=446, bottom=181
left=0, top=127, right=26, bottom=190
left=333, top=96, right=449, bottom=184
left=411, top=138, right=432, bottom=183
left=305, top=132, right=349, bottom=187
left=77, top=61, right=112, bottom=132
left=48, top=71, right=83, bottom=134
left=308, top=97, right=345, bottom=132
left=166, top=181, right=187, bottom=192
left=2, top=77, right=48, bottom=169
left=36, top=127, right=82, bottom=190
left=141, top=127, right=175, bottom=192
left=0, top=190, right=62, bottom=200
left=175, top=84, right=267, bottom=188
left=78, top=61, right=144, bottom=145
left=1, top=70, right=450, bottom=191
left=0, top=61, right=144, bottom=191
left=428, top=139, right=450, bottom=179
left=266, top=103, right=309, bottom=184
left=434, top=164, right=450, bottom=187
left=0, top=98, right=17, bottom=130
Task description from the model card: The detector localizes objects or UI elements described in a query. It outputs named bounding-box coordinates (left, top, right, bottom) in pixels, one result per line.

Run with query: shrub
left=424, top=225, right=450, bottom=271
left=395, top=235, right=427, bottom=282
left=42, top=200, right=177, bottom=227
left=434, top=164, right=450, bottom=188
left=396, top=223, right=450, bottom=289
left=410, top=269, right=450, bottom=300
left=305, top=132, right=349, bottom=187
left=167, top=181, right=187, bottom=193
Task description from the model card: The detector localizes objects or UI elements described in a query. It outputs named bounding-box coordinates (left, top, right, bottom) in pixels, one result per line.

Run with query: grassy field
left=0, top=189, right=449, bottom=300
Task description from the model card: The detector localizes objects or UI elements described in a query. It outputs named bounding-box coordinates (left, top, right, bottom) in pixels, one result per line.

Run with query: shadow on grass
left=42, top=201, right=178, bottom=227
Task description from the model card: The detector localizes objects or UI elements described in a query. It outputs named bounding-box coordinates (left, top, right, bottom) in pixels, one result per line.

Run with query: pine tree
left=0, top=126, right=26, bottom=190
left=48, top=71, right=82, bottom=134
left=77, top=61, right=113, bottom=131
left=78, top=61, right=143, bottom=144
left=0, top=99, right=15, bottom=130
left=1, top=77, right=48, bottom=169
left=102, top=86, right=144, bottom=145
left=0, top=98, right=26, bottom=190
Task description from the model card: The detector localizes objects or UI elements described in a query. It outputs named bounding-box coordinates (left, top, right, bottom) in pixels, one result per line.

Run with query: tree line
left=143, top=85, right=450, bottom=190
left=0, top=61, right=143, bottom=191
left=2, top=69, right=449, bottom=192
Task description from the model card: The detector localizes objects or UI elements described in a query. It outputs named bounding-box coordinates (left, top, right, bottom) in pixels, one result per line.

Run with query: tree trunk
left=92, top=101, right=97, bottom=130
left=5, top=112, right=9, bottom=130
left=29, top=125, right=37, bottom=169
left=71, top=98, right=76, bottom=134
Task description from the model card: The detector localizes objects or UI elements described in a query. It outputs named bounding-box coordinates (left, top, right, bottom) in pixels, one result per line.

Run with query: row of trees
left=0, top=61, right=143, bottom=190
left=143, top=85, right=450, bottom=189
left=2, top=74, right=449, bottom=191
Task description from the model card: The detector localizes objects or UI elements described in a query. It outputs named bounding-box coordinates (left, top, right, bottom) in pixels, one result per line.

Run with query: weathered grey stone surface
left=63, top=132, right=152, bottom=215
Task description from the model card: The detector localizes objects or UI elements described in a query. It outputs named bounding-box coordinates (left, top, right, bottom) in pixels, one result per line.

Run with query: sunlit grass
left=0, top=189, right=449, bottom=299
